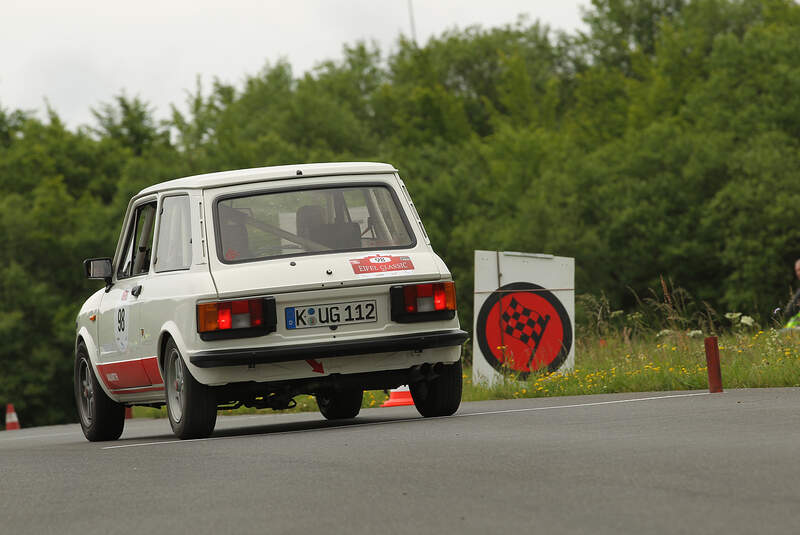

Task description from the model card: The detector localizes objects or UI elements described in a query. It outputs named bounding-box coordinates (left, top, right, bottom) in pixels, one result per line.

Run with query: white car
left=75, top=162, right=467, bottom=441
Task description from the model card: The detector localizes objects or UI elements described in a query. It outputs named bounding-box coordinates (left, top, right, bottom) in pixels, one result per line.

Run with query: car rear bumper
left=189, top=329, right=469, bottom=368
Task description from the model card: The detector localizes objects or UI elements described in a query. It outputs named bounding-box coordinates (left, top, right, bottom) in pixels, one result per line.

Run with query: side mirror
left=84, top=258, right=112, bottom=283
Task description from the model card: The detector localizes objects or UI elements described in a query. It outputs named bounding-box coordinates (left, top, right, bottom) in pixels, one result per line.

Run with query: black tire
left=74, top=343, right=125, bottom=441
left=164, top=339, right=217, bottom=439
left=410, top=359, right=463, bottom=417
left=315, top=389, right=363, bottom=420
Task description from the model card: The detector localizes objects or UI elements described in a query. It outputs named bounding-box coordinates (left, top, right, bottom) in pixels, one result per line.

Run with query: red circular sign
left=476, top=282, right=572, bottom=378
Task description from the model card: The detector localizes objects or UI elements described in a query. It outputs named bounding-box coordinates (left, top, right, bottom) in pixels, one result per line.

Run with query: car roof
left=136, top=162, right=398, bottom=197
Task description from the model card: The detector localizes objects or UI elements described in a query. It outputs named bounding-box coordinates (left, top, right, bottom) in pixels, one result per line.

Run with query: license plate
left=285, top=300, right=377, bottom=330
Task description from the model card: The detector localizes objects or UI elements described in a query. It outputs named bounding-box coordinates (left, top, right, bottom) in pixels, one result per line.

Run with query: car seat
left=296, top=205, right=361, bottom=250
left=219, top=212, right=251, bottom=261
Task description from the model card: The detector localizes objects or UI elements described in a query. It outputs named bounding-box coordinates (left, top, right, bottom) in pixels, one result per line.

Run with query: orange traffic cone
left=125, top=407, right=133, bottom=419
left=5, top=404, right=20, bottom=430
left=381, top=385, right=414, bottom=407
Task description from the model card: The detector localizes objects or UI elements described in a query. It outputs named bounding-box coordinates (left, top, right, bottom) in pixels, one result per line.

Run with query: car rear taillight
left=391, top=282, right=457, bottom=323
left=197, top=297, right=276, bottom=340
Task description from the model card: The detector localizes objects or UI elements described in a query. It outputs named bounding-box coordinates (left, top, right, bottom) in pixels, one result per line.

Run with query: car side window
left=118, top=202, right=157, bottom=279
left=155, top=195, right=192, bottom=272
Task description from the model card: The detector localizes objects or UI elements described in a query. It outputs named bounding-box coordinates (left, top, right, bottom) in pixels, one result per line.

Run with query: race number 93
left=114, top=306, right=128, bottom=352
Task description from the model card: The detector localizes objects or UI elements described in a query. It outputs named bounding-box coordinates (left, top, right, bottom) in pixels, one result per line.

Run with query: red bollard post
left=703, top=336, right=724, bottom=393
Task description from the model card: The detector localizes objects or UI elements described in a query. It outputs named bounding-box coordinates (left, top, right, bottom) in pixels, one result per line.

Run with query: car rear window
left=215, top=184, right=415, bottom=262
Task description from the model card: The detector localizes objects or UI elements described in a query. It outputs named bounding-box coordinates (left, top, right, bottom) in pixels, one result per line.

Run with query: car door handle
left=131, top=285, right=143, bottom=297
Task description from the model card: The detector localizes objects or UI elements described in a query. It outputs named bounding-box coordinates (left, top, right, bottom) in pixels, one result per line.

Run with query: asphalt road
left=2, top=388, right=800, bottom=535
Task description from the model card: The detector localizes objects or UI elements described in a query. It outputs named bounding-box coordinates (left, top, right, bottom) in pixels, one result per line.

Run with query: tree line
left=3, top=0, right=800, bottom=425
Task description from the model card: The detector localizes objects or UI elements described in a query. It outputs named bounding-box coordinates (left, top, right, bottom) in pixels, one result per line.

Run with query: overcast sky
left=2, top=0, right=587, bottom=129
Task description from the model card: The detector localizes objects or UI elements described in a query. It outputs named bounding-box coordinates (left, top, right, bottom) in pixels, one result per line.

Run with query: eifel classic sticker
left=349, top=254, right=415, bottom=278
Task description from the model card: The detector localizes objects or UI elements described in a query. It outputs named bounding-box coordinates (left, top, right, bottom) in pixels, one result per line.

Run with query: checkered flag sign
left=501, top=297, right=550, bottom=367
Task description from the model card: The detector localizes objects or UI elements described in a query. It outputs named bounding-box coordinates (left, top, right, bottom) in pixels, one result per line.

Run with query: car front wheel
left=74, top=343, right=125, bottom=441
left=410, top=359, right=463, bottom=417
left=316, top=389, right=363, bottom=420
left=164, top=339, right=217, bottom=439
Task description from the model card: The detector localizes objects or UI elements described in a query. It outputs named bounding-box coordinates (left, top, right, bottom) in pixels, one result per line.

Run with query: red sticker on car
left=349, top=255, right=414, bottom=276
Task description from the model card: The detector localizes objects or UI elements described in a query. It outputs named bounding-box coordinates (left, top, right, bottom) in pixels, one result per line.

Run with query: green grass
left=132, top=328, right=800, bottom=419
left=463, top=328, right=800, bottom=401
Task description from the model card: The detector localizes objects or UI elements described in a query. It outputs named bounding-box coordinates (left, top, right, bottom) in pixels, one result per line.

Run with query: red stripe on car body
left=97, top=356, right=161, bottom=390
left=110, top=385, right=166, bottom=394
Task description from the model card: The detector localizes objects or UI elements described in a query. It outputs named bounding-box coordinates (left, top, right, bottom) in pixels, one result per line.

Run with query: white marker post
left=472, top=251, right=575, bottom=386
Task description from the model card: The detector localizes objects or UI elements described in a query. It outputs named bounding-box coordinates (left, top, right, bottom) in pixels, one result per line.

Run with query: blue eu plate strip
left=285, top=307, right=296, bottom=329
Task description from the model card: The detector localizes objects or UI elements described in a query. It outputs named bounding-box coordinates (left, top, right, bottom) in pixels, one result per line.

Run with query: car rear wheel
left=316, top=389, right=363, bottom=420
left=164, top=339, right=217, bottom=439
left=410, top=359, right=463, bottom=417
left=74, top=343, right=125, bottom=441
